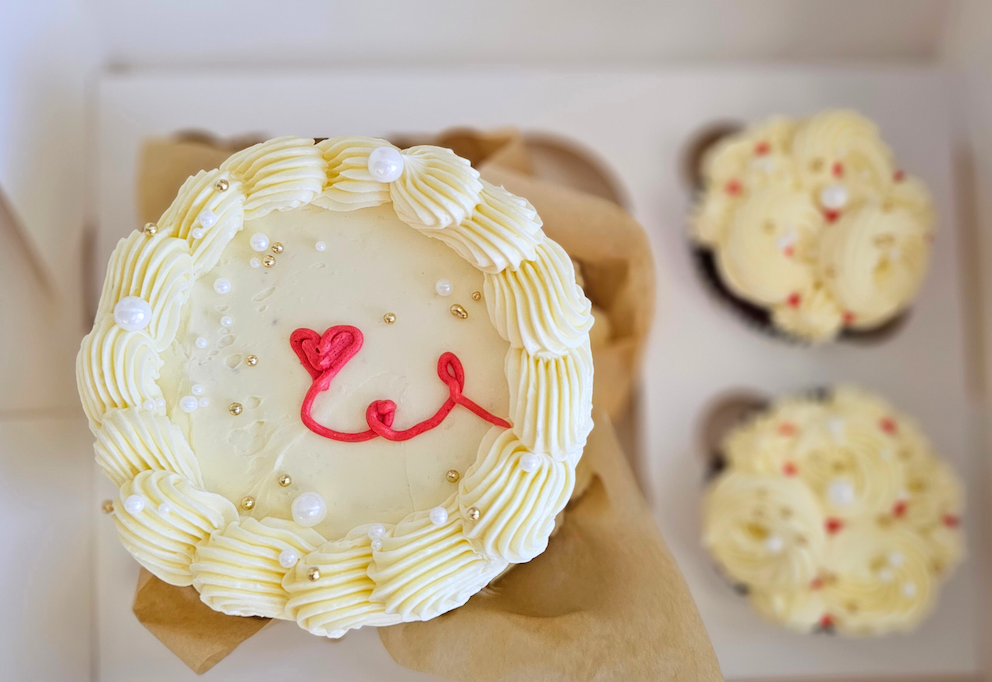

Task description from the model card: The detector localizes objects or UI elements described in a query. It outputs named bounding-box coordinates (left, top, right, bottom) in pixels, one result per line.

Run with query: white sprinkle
left=197, top=209, right=218, bottom=228
left=155, top=397, right=166, bottom=409
left=819, top=183, right=849, bottom=210
left=828, top=418, right=845, bottom=439
left=367, top=146, right=404, bottom=183
left=198, top=397, right=210, bottom=408
left=902, top=581, right=917, bottom=598
left=519, top=453, right=542, bottom=473
left=827, top=478, right=856, bottom=507
left=179, top=395, right=199, bottom=413
left=213, top=278, right=231, bottom=295
left=278, top=550, right=299, bottom=568
left=371, top=538, right=383, bottom=551
left=250, top=258, right=261, bottom=268
left=191, top=228, right=205, bottom=240
left=142, top=399, right=156, bottom=411
left=191, top=384, right=204, bottom=396
left=195, top=336, right=208, bottom=349
left=249, top=233, right=270, bottom=252
left=367, top=523, right=386, bottom=540
left=435, top=278, right=453, bottom=296
left=113, top=296, right=152, bottom=332
left=123, top=494, right=145, bottom=514
left=429, top=506, right=448, bottom=526
left=878, top=568, right=895, bottom=583
left=158, top=502, right=172, bottom=515
left=764, top=535, right=785, bottom=554
left=220, top=316, right=233, bottom=328
left=888, top=551, right=905, bottom=567
left=315, top=241, right=326, bottom=252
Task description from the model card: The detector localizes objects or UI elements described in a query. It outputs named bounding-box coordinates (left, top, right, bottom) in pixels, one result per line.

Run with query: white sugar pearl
left=370, top=538, right=383, bottom=551
left=278, top=550, right=299, bottom=568
left=881, top=448, right=894, bottom=460
left=519, top=453, right=542, bottom=473
left=197, top=209, right=218, bottom=228
left=367, top=146, right=404, bottom=183
left=249, top=233, right=270, bottom=252
left=113, top=296, right=153, bottom=331
left=195, top=336, right=208, bottom=349
left=220, top=316, right=233, bottom=328
left=292, top=492, right=327, bottom=527
left=191, top=384, right=204, bottom=395
left=367, top=523, right=386, bottom=540
left=315, top=241, right=326, bottom=252
left=827, top=479, right=855, bottom=507
left=155, top=397, right=166, bottom=409
left=158, top=502, right=172, bottom=515
left=142, top=399, right=156, bottom=411
left=198, top=397, right=210, bottom=408
left=878, top=568, right=895, bottom=583
left=191, top=228, right=205, bottom=240
left=819, top=183, right=849, bottom=210
left=250, top=258, right=261, bottom=268
left=179, top=395, right=199, bottom=413
left=213, top=278, right=231, bottom=294
left=123, top=494, right=145, bottom=514
left=828, top=418, right=845, bottom=438
left=429, top=506, right=448, bottom=526
left=888, top=551, right=905, bottom=567
left=764, top=535, right=784, bottom=554
left=902, top=581, right=917, bottom=598
left=435, top=278, right=453, bottom=296
left=750, top=156, right=776, bottom=173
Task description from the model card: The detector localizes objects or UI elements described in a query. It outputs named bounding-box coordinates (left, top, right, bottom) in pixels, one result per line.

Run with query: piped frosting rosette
left=77, top=136, right=593, bottom=637
left=691, top=110, right=935, bottom=343
left=702, top=386, right=964, bottom=636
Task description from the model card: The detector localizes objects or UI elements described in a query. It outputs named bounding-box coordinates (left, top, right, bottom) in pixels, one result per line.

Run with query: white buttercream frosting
left=390, top=145, right=484, bottom=229
left=191, top=517, right=326, bottom=618
left=703, top=387, right=965, bottom=636
left=220, top=136, right=326, bottom=220
left=313, top=136, right=393, bottom=211
left=94, top=407, right=203, bottom=487
left=691, top=109, right=934, bottom=342
left=114, top=470, right=238, bottom=586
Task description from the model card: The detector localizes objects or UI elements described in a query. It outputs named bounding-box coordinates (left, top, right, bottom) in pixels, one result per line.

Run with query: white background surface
left=94, top=67, right=983, bottom=680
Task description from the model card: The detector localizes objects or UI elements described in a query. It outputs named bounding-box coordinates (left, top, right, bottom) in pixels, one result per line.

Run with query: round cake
left=78, top=137, right=595, bottom=637
left=690, top=110, right=935, bottom=343
left=701, top=387, right=964, bottom=636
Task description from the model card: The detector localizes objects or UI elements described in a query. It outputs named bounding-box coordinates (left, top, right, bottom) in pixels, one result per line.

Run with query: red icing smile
left=290, top=325, right=510, bottom=443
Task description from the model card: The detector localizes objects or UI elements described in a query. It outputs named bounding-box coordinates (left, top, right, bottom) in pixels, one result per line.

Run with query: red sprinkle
left=842, top=311, right=857, bottom=325
left=943, top=514, right=961, bottom=528
left=824, top=209, right=841, bottom=223
left=778, top=422, right=797, bottom=436
left=810, top=578, right=825, bottom=591
left=782, top=462, right=798, bottom=476
left=786, top=293, right=802, bottom=309
left=894, top=170, right=905, bottom=182
left=826, top=518, right=844, bottom=534
left=832, top=162, right=844, bottom=178
left=783, top=245, right=795, bottom=258
left=725, top=179, right=743, bottom=196
left=879, top=417, right=898, bottom=434
left=892, top=500, right=908, bottom=517
left=819, top=614, right=835, bottom=629
left=755, top=141, right=771, bottom=155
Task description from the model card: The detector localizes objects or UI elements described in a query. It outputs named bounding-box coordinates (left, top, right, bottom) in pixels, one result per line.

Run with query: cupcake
left=689, top=110, right=935, bottom=343
left=701, top=386, right=964, bottom=636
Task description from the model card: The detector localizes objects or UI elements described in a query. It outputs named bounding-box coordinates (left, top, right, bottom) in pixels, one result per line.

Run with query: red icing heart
left=290, top=326, right=363, bottom=382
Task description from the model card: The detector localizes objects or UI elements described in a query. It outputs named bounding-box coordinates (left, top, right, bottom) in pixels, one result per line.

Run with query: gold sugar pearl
left=445, top=469, right=460, bottom=483
left=450, top=304, right=468, bottom=320
left=271, top=242, right=284, bottom=254
left=101, top=499, right=115, bottom=514
left=214, top=178, right=230, bottom=192
left=241, top=496, right=255, bottom=510
left=810, top=158, right=825, bottom=172
left=245, top=354, right=259, bottom=367
left=466, top=507, right=481, bottom=521
left=142, top=222, right=158, bottom=236
left=307, top=567, right=321, bottom=582
left=471, top=291, right=482, bottom=302
left=263, top=255, right=276, bottom=268
left=278, top=474, right=292, bottom=487
left=383, top=312, right=396, bottom=324
left=873, top=234, right=895, bottom=249
left=229, top=402, right=243, bottom=416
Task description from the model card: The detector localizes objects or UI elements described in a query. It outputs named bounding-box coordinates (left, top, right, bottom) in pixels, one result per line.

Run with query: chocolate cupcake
left=688, top=110, right=935, bottom=344
left=700, top=386, right=964, bottom=636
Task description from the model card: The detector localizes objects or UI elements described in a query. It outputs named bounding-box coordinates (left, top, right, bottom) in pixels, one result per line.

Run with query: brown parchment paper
left=128, top=130, right=719, bottom=680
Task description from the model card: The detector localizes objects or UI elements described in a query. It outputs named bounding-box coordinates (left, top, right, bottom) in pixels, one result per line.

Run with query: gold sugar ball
left=245, top=354, right=259, bottom=367
left=471, top=291, right=482, bottom=302
left=271, top=242, right=284, bottom=254
left=240, top=495, right=255, bottom=510
left=214, top=178, right=230, bottom=192
left=466, top=507, right=481, bottom=521
left=383, top=312, right=396, bottom=324
left=450, top=304, right=468, bottom=320
left=445, top=469, right=460, bottom=483
left=307, top=566, right=321, bottom=582
left=142, top=222, right=158, bottom=236
left=229, top=402, right=243, bottom=416
left=101, top=499, right=115, bottom=514
left=278, top=474, right=292, bottom=487
left=263, top=255, right=276, bottom=268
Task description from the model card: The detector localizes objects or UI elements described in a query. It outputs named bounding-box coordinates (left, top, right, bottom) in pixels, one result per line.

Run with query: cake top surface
left=77, top=136, right=594, bottom=637
left=690, top=109, right=935, bottom=343
left=702, top=386, right=964, bottom=637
